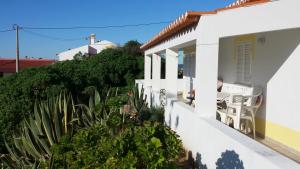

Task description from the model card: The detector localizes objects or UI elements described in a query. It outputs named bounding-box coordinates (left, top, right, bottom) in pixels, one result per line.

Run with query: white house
left=136, top=0, right=300, bottom=168
left=57, top=34, right=117, bottom=61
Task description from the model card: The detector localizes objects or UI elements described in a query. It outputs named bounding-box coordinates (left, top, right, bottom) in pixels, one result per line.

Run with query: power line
left=0, top=20, right=171, bottom=34
left=18, top=20, right=172, bottom=42
left=22, top=30, right=121, bottom=45
left=22, top=29, right=87, bottom=41
left=0, top=29, right=14, bottom=33
left=0, top=26, right=10, bottom=29
left=20, top=21, right=172, bottom=30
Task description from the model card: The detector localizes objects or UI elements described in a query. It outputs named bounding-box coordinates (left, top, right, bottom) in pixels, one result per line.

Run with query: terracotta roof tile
left=0, top=58, right=55, bottom=73
left=216, top=0, right=270, bottom=12
left=141, top=0, right=270, bottom=51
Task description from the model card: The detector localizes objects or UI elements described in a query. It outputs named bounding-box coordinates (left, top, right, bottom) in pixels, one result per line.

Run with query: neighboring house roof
left=141, top=0, right=270, bottom=50
left=0, top=58, right=55, bottom=73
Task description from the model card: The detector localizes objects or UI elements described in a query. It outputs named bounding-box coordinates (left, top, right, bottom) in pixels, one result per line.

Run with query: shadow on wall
left=187, top=151, right=208, bottom=169
left=195, top=152, right=208, bottom=169
left=89, top=46, right=98, bottom=55
left=167, top=99, right=179, bottom=128
left=168, top=113, right=172, bottom=127
left=257, top=87, right=267, bottom=138
left=150, top=91, right=154, bottom=107
left=183, top=150, right=244, bottom=169
left=175, top=115, right=179, bottom=129
left=216, top=150, right=244, bottom=169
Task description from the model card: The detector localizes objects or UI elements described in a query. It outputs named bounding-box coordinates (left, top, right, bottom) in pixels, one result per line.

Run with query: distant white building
left=57, top=34, right=117, bottom=61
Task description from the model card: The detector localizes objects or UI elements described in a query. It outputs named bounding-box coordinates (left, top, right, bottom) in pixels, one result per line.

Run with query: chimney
left=89, top=34, right=96, bottom=45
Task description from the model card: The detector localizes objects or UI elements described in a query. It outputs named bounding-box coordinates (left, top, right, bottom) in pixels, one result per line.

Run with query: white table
left=216, top=92, right=230, bottom=123
left=217, top=92, right=230, bottom=103
left=217, top=92, right=242, bottom=130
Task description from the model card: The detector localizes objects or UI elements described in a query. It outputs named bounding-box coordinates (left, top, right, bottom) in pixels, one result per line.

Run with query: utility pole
left=13, top=24, right=20, bottom=73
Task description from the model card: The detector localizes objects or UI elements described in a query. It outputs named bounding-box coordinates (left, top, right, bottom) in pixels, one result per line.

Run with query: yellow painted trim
left=233, top=34, right=257, bottom=62
left=234, top=34, right=256, bottom=43
left=255, top=117, right=300, bottom=152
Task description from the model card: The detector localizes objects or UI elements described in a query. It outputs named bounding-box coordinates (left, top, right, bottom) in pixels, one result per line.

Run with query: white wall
left=58, top=40, right=117, bottom=61
left=135, top=79, right=151, bottom=107
left=165, top=99, right=299, bottom=169
left=177, top=79, right=185, bottom=93
left=90, top=40, right=117, bottom=54
left=58, top=45, right=89, bottom=61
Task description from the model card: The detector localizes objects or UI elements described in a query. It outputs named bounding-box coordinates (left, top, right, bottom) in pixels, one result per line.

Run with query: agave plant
left=131, top=85, right=148, bottom=113
left=128, top=85, right=166, bottom=123
left=0, top=91, right=78, bottom=168
left=79, top=86, right=113, bottom=127
left=0, top=86, right=125, bottom=168
left=127, top=84, right=149, bottom=122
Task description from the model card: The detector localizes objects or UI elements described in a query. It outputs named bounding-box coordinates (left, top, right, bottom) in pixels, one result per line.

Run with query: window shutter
left=236, top=42, right=252, bottom=84
left=236, top=44, right=244, bottom=83
left=244, top=42, right=252, bottom=83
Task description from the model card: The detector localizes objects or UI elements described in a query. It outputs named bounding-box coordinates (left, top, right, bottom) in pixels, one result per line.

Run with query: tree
left=122, top=40, right=143, bottom=57
left=73, top=51, right=84, bottom=60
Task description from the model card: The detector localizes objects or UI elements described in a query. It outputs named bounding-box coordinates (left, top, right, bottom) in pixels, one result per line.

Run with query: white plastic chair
left=226, top=89, right=263, bottom=138
left=217, top=83, right=254, bottom=125
left=240, top=94, right=263, bottom=138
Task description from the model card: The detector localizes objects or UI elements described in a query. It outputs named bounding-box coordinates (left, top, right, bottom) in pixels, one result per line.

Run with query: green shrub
left=0, top=42, right=144, bottom=153
left=46, top=122, right=183, bottom=169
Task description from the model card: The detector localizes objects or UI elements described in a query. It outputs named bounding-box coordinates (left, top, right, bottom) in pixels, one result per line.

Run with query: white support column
left=195, top=40, right=219, bottom=116
left=144, top=54, right=152, bottom=106
left=144, top=54, right=151, bottom=82
left=152, top=53, right=161, bottom=92
left=166, top=49, right=178, bottom=96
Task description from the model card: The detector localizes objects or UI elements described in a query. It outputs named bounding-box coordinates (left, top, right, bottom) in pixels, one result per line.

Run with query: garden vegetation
left=0, top=41, right=184, bottom=168
left=0, top=41, right=143, bottom=152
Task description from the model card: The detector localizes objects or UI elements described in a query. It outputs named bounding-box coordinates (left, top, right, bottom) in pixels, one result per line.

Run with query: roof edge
left=140, top=11, right=209, bottom=50
left=140, top=0, right=271, bottom=51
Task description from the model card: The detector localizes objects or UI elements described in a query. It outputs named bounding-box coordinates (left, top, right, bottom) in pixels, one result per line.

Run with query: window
left=178, top=50, right=184, bottom=79
left=150, top=55, right=153, bottom=79
left=160, top=53, right=166, bottom=79
left=236, top=41, right=253, bottom=84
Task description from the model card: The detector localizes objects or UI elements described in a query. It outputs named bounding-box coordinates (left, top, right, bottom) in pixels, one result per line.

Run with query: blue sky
left=0, top=0, right=235, bottom=59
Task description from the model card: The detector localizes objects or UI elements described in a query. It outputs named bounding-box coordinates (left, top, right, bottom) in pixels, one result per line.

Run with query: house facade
left=57, top=34, right=117, bottom=61
left=136, top=0, right=300, bottom=168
